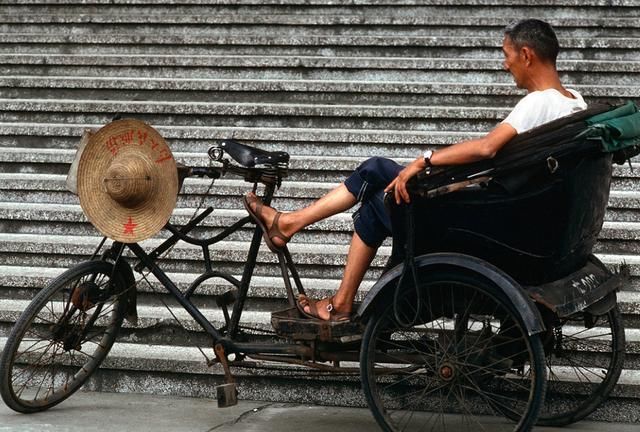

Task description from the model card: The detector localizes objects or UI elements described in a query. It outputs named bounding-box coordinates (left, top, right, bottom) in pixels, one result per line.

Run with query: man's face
left=502, top=36, right=527, bottom=89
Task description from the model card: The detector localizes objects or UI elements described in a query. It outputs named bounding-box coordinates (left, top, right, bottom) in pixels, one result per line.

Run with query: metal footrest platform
left=271, top=307, right=365, bottom=343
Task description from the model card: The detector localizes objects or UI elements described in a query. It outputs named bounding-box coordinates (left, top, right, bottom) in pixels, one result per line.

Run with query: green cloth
left=586, top=101, right=637, bottom=125
left=585, top=102, right=640, bottom=152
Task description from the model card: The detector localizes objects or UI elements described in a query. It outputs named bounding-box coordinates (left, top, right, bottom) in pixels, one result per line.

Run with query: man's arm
left=385, top=122, right=518, bottom=204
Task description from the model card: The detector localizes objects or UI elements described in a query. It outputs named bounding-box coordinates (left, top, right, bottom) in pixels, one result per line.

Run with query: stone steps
left=1, top=0, right=639, bottom=414
left=0, top=296, right=639, bottom=418
left=0, top=121, right=481, bottom=157
left=2, top=79, right=635, bottom=113
left=1, top=200, right=639, bottom=253
left=3, top=44, right=637, bottom=62
left=4, top=0, right=639, bottom=7
left=2, top=66, right=634, bottom=87
left=1, top=11, right=638, bottom=26
left=2, top=170, right=640, bottom=208
left=0, top=232, right=638, bottom=285
left=3, top=54, right=639, bottom=72
left=2, top=145, right=639, bottom=173
left=2, top=32, right=639, bottom=50
left=1, top=296, right=639, bottom=355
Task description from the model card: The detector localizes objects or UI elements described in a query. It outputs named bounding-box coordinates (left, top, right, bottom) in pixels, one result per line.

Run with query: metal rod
left=231, top=342, right=313, bottom=357
left=128, top=242, right=223, bottom=341
left=228, top=185, right=277, bottom=338
left=185, top=271, right=241, bottom=299
left=283, top=247, right=305, bottom=296
left=89, top=236, right=107, bottom=260
left=134, top=207, right=214, bottom=272
left=277, top=249, right=296, bottom=306
left=246, top=354, right=360, bottom=373
left=203, top=216, right=252, bottom=245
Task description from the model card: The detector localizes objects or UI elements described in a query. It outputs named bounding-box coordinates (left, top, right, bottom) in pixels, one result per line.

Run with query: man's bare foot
left=243, top=192, right=293, bottom=250
left=297, top=295, right=351, bottom=322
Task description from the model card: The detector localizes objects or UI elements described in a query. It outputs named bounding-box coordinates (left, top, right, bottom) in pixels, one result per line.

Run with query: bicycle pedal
left=216, top=383, right=238, bottom=408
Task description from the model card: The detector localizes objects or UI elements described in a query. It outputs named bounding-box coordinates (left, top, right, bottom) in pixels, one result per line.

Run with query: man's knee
left=355, top=157, right=402, bottom=186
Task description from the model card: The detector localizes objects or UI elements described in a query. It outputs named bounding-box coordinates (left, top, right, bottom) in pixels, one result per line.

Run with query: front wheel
left=360, top=270, right=546, bottom=432
left=0, top=260, right=127, bottom=413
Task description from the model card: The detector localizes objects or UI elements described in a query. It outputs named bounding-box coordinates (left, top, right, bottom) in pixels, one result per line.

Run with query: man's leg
left=245, top=157, right=402, bottom=320
left=245, top=183, right=357, bottom=249
left=301, top=231, right=376, bottom=319
left=245, top=157, right=403, bottom=249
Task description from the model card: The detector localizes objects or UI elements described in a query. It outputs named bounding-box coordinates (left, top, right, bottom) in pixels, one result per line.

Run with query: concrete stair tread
left=2, top=13, right=639, bottom=26
left=3, top=172, right=640, bottom=202
left=0, top=335, right=637, bottom=396
left=0, top=121, right=484, bottom=147
left=3, top=76, right=635, bottom=97
left=3, top=147, right=640, bottom=178
left=0, top=147, right=405, bottom=170
left=1, top=233, right=640, bottom=276
left=0, top=233, right=389, bottom=269
left=3, top=47, right=637, bottom=62
left=3, top=33, right=640, bottom=49
left=3, top=54, right=639, bottom=73
left=1, top=201, right=639, bottom=240
left=0, top=264, right=362, bottom=295
left=3, top=0, right=639, bottom=7
left=0, top=98, right=521, bottom=119
left=0, top=173, right=338, bottom=198
left=0, top=202, right=357, bottom=232
left=2, top=261, right=639, bottom=298
left=7, top=98, right=640, bottom=122
left=18, top=59, right=633, bottom=83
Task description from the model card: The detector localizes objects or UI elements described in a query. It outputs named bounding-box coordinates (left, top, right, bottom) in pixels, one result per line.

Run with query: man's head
left=502, top=19, right=560, bottom=89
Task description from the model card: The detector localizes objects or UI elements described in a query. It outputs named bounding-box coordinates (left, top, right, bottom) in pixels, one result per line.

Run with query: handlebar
left=182, top=143, right=289, bottom=187
left=185, top=160, right=285, bottom=187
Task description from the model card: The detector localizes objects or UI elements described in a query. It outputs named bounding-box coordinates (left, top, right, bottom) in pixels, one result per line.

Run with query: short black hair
left=504, top=19, right=559, bottom=65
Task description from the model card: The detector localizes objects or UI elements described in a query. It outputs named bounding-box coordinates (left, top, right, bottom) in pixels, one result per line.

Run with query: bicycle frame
left=106, top=179, right=311, bottom=358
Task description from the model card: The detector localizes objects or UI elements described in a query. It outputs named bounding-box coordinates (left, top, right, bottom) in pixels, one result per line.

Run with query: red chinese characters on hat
left=105, top=127, right=173, bottom=164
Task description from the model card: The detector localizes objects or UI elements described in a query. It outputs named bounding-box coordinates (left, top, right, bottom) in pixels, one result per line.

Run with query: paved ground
left=0, top=391, right=638, bottom=432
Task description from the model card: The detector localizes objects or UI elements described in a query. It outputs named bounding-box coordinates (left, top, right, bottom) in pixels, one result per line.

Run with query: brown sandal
left=243, top=193, right=291, bottom=253
left=296, top=294, right=351, bottom=322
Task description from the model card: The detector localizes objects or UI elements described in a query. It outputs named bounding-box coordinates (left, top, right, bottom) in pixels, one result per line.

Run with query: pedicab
left=1, top=102, right=638, bottom=432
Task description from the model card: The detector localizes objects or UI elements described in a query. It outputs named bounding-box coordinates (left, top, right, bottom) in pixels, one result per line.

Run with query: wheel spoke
left=538, top=307, right=624, bottom=426
left=1, top=261, right=124, bottom=412
left=362, top=275, right=545, bottom=432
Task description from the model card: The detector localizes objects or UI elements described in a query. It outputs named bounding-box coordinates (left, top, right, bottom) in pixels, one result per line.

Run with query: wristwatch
left=423, top=150, right=434, bottom=174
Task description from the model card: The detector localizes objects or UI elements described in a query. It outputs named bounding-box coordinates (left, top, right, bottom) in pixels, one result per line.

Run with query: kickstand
left=214, top=343, right=238, bottom=408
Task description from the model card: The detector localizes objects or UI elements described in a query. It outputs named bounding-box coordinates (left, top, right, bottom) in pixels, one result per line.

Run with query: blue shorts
left=343, top=157, right=403, bottom=248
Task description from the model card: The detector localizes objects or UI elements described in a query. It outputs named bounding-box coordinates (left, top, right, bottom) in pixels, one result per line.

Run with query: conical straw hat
left=77, top=119, right=178, bottom=243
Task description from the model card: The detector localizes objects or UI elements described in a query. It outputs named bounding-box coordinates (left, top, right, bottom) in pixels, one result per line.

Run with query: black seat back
left=390, top=137, right=613, bottom=285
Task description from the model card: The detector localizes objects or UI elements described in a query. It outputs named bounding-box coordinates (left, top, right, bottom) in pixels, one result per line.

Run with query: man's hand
left=384, top=157, right=426, bottom=204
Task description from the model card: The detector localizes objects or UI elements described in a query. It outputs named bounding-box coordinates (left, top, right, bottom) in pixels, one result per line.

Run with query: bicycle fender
left=113, top=259, right=138, bottom=325
left=356, top=252, right=546, bottom=336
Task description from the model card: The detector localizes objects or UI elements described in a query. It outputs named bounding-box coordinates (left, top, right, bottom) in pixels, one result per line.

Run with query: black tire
left=360, top=270, right=546, bottom=432
left=0, top=261, right=126, bottom=413
left=537, top=305, right=625, bottom=426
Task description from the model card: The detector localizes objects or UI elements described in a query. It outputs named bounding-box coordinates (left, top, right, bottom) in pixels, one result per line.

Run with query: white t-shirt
left=501, top=88, right=587, bottom=134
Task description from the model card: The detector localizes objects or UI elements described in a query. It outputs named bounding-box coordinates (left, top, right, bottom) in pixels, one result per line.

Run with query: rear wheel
left=360, top=270, right=546, bottom=432
left=0, top=261, right=126, bottom=413
left=538, top=305, right=625, bottom=426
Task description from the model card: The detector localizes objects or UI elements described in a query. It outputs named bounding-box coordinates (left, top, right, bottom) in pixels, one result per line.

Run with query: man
left=244, top=19, right=587, bottom=321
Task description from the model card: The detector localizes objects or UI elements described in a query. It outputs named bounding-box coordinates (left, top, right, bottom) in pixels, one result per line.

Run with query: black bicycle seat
left=220, top=139, right=290, bottom=168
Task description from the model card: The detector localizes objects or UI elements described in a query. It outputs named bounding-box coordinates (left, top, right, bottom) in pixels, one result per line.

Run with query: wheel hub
left=439, top=362, right=455, bottom=381
left=71, top=281, right=99, bottom=311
